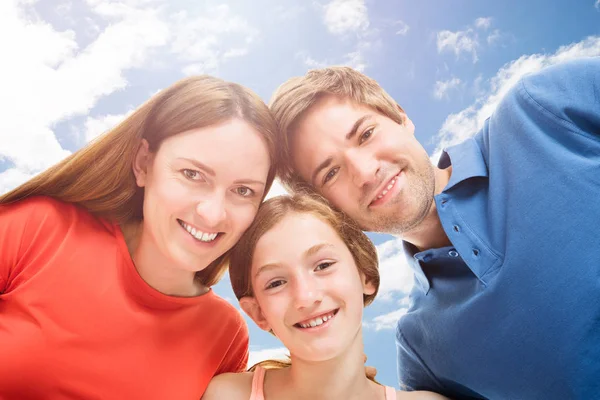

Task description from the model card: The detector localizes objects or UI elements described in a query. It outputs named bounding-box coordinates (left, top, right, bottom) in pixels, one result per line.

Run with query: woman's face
left=134, top=118, right=270, bottom=273
left=243, top=213, right=375, bottom=362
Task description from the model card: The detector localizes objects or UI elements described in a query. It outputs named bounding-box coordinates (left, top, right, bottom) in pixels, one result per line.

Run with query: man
left=268, top=58, right=600, bottom=399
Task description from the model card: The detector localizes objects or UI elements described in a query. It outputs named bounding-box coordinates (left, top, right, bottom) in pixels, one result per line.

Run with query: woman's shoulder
left=202, top=371, right=254, bottom=400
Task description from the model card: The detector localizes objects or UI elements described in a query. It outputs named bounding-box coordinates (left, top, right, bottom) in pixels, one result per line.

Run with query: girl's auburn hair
left=0, top=75, right=278, bottom=287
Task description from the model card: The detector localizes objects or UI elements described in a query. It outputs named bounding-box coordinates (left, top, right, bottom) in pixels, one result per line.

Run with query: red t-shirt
left=0, top=197, right=248, bottom=399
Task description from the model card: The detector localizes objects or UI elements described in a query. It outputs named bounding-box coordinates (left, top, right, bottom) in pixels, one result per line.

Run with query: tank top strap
left=249, top=366, right=266, bottom=400
left=384, top=385, right=396, bottom=399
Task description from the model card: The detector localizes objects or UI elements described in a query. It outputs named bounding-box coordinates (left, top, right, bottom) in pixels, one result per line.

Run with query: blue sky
left=1, top=0, right=599, bottom=389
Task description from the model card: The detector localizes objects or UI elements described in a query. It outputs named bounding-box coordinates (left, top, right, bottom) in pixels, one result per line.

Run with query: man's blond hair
left=269, top=66, right=406, bottom=192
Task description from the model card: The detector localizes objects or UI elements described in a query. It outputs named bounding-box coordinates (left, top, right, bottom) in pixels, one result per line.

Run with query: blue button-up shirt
left=396, top=58, right=600, bottom=399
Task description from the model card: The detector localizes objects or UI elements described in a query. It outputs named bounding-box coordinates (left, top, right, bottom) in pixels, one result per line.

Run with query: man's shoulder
left=202, top=371, right=253, bottom=400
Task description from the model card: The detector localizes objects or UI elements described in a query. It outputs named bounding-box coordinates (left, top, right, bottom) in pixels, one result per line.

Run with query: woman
left=0, top=76, right=276, bottom=399
left=204, top=194, right=447, bottom=399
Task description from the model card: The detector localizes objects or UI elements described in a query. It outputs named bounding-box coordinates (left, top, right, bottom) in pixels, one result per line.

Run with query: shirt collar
left=401, top=137, right=490, bottom=295
left=402, top=241, right=431, bottom=294
left=439, top=137, right=488, bottom=192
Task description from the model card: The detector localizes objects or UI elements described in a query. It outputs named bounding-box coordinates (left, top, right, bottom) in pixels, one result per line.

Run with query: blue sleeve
left=518, top=57, right=600, bottom=140
left=396, top=329, right=444, bottom=392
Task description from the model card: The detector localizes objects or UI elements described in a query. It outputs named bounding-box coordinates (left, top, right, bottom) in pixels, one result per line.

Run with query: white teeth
left=298, top=312, right=335, bottom=329
left=376, top=176, right=399, bottom=200
left=179, top=221, right=218, bottom=243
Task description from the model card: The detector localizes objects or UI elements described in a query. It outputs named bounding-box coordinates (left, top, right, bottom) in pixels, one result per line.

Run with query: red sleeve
left=217, top=315, right=250, bottom=374
left=0, top=197, right=72, bottom=294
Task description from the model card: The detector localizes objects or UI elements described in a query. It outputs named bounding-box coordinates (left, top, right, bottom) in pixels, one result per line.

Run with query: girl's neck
left=121, top=220, right=207, bottom=297
left=270, top=330, right=383, bottom=400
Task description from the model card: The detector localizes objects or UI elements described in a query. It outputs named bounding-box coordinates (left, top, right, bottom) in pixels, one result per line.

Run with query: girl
left=204, top=194, right=447, bottom=399
left=0, top=76, right=276, bottom=399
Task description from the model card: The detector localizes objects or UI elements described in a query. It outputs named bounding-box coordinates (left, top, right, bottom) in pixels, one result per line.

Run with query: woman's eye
left=235, top=186, right=255, bottom=197
left=359, top=128, right=374, bottom=144
left=315, top=261, right=334, bottom=271
left=323, top=167, right=339, bottom=185
left=266, top=280, right=285, bottom=290
left=182, top=169, right=201, bottom=180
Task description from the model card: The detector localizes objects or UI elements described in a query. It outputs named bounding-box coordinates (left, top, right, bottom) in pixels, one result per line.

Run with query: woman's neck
left=271, top=330, right=383, bottom=400
left=121, top=220, right=207, bottom=297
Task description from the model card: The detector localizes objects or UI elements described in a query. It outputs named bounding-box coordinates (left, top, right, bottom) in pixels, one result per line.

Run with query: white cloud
left=596, top=0, right=600, bottom=9
left=323, top=0, right=369, bottom=36
left=0, top=0, right=169, bottom=185
left=374, top=238, right=414, bottom=302
left=248, top=347, right=290, bottom=368
left=432, top=36, right=600, bottom=160
left=0, top=0, right=262, bottom=195
left=295, top=51, right=329, bottom=69
left=474, top=17, right=492, bottom=30
left=487, top=29, right=502, bottom=45
left=365, top=302, right=409, bottom=331
left=394, top=20, right=410, bottom=36
left=433, top=77, right=462, bottom=100
left=84, top=111, right=134, bottom=143
left=437, top=28, right=479, bottom=63
left=169, top=5, right=258, bottom=76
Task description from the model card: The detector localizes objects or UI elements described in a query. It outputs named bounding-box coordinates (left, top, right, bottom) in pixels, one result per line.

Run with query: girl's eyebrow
left=254, top=263, right=279, bottom=279
left=304, top=243, right=335, bottom=258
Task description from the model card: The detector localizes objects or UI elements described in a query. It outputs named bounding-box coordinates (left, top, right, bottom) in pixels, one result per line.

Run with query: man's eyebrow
left=176, top=157, right=215, bottom=176
left=345, top=115, right=372, bottom=140
left=311, top=115, right=373, bottom=186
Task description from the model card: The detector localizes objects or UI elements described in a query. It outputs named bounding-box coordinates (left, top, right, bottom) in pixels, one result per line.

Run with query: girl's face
left=242, top=212, right=375, bottom=362
left=133, top=118, right=270, bottom=274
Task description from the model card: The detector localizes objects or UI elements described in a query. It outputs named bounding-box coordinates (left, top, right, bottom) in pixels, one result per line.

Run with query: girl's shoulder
left=202, top=371, right=254, bottom=400
left=395, top=389, right=451, bottom=400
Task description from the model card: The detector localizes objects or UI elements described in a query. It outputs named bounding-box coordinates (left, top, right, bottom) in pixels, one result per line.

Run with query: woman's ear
left=240, top=297, right=271, bottom=332
left=132, top=139, right=151, bottom=188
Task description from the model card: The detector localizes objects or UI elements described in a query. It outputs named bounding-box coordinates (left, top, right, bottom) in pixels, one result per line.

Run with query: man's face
left=291, top=95, right=435, bottom=234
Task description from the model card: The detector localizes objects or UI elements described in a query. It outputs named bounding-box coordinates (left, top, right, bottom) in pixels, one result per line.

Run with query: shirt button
left=472, top=248, right=480, bottom=257
left=453, top=225, right=461, bottom=233
left=440, top=198, right=449, bottom=208
left=448, top=250, right=459, bottom=257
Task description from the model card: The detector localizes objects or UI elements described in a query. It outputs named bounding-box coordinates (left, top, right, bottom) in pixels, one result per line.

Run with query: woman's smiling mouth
left=178, top=219, right=221, bottom=243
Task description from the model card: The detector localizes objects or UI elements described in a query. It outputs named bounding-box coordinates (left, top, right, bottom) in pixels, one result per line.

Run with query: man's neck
left=272, top=331, right=382, bottom=400
left=402, top=165, right=453, bottom=252
left=121, top=221, right=206, bottom=297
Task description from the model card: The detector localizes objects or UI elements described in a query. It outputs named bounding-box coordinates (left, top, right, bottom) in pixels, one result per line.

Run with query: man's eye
left=359, top=128, right=374, bottom=144
left=266, top=280, right=285, bottom=289
left=323, top=167, right=339, bottom=185
left=235, top=186, right=255, bottom=197
left=315, top=261, right=334, bottom=271
left=182, top=169, right=201, bottom=180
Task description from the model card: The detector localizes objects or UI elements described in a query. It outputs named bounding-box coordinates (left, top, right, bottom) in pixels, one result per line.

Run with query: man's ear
left=240, top=297, right=271, bottom=332
left=132, top=139, right=151, bottom=188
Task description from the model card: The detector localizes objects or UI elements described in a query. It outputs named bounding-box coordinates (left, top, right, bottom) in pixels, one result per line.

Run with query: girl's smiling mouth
left=294, top=309, right=339, bottom=330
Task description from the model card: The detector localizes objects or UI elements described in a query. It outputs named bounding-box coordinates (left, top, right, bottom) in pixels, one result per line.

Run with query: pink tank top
left=249, top=366, right=396, bottom=399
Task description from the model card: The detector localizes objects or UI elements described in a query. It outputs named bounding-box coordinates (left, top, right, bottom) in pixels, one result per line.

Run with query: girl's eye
left=359, top=128, right=374, bottom=144
left=235, top=186, right=255, bottom=197
left=323, top=167, right=339, bottom=185
left=315, top=261, right=334, bottom=271
left=266, top=280, right=285, bottom=290
left=182, top=169, right=202, bottom=180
